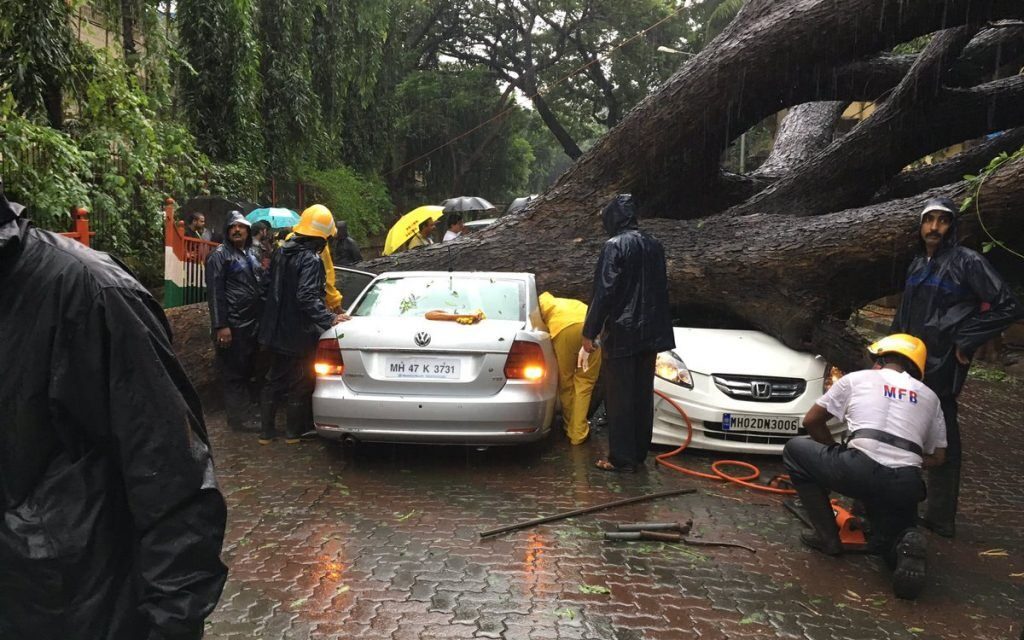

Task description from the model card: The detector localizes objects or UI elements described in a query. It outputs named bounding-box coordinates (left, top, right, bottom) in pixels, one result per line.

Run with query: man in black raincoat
left=258, top=204, right=346, bottom=444
left=582, top=194, right=675, bottom=472
left=332, top=220, right=363, bottom=266
left=0, top=192, right=227, bottom=639
left=206, top=211, right=262, bottom=432
left=891, top=196, right=1023, bottom=538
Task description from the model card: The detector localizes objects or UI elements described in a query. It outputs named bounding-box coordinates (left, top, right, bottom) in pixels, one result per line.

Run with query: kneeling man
left=784, top=334, right=946, bottom=599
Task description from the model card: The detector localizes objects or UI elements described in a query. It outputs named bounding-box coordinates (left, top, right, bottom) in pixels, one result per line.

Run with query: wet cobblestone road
left=205, top=380, right=1023, bottom=639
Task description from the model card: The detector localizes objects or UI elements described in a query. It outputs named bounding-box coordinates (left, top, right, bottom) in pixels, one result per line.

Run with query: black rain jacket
left=205, top=212, right=261, bottom=335
left=891, top=216, right=1023, bottom=398
left=258, top=235, right=336, bottom=357
left=333, top=235, right=363, bottom=266
left=582, top=195, right=675, bottom=358
left=0, top=208, right=227, bottom=640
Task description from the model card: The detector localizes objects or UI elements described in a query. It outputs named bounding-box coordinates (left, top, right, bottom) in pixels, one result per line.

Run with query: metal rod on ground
left=617, top=520, right=692, bottom=533
left=478, top=488, right=697, bottom=539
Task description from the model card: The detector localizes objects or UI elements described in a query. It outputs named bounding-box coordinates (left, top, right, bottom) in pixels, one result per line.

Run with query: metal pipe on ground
left=478, top=487, right=697, bottom=539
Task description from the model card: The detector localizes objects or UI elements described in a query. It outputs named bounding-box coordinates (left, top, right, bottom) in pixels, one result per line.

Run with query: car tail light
left=504, top=340, right=546, bottom=381
left=314, top=338, right=344, bottom=376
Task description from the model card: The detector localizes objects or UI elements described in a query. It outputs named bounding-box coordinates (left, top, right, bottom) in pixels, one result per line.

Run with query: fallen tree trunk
left=362, top=157, right=1024, bottom=372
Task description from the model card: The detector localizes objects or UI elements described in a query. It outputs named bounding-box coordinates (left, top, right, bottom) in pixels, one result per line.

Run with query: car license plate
left=384, top=357, right=461, bottom=380
left=721, top=413, right=800, bottom=434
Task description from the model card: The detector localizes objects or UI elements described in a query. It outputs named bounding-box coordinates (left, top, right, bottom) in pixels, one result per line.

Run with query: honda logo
left=751, top=381, right=772, bottom=399
left=414, top=332, right=431, bottom=347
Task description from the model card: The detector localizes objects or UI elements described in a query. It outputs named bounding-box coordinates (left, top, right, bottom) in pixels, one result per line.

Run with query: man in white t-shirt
left=783, top=334, right=947, bottom=600
left=443, top=212, right=464, bottom=242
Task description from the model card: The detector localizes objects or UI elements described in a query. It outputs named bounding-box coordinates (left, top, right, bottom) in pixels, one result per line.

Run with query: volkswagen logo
left=751, top=381, right=772, bottom=399
left=414, top=332, right=431, bottom=347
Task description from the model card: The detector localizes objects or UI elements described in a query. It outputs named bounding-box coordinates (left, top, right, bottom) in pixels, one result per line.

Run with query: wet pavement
left=205, top=380, right=1024, bottom=639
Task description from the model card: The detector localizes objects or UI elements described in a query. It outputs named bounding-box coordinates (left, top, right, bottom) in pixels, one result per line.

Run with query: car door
left=334, top=266, right=376, bottom=313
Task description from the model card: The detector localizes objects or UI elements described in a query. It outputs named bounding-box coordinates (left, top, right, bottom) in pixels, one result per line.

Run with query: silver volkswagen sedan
left=312, top=271, right=558, bottom=445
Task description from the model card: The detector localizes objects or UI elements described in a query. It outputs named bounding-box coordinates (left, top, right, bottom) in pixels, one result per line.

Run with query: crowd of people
left=0, top=187, right=1019, bottom=637
left=203, top=205, right=349, bottom=443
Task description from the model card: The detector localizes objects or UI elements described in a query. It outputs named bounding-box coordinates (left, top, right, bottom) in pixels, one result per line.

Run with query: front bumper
left=652, top=376, right=846, bottom=455
left=312, top=376, right=556, bottom=445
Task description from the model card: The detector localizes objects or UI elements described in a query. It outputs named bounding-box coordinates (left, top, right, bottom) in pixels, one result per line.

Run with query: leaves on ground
left=578, top=584, right=611, bottom=595
left=394, top=510, right=418, bottom=521
left=978, top=548, right=1008, bottom=557
left=739, top=612, right=766, bottom=625
left=555, top=608, right=577, bottom=620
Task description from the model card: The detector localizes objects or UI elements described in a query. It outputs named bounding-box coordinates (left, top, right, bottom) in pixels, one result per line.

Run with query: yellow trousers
left=551, top=323, right=601, bottom=445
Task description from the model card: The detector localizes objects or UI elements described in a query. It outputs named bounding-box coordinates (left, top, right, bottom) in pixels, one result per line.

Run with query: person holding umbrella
left=406, top=218, right=437, bottom=250
left=382, top=206, right=446, bottom=256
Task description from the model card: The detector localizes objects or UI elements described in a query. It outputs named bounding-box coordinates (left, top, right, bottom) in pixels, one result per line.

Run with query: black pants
left=603, top=351, right=657, bottom=468
left=939, top=396, right=961, bottom=466
left=216, top=332, right=256, bottom=428
left=260, top=351, right=315, bottom=438
left=784, top=438, right=926, bottom=550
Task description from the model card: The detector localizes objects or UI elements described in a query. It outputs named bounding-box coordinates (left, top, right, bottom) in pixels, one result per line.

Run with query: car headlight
left=656, top=351, right=694, bottom=389
left=823, top=364, right=844, bottom=392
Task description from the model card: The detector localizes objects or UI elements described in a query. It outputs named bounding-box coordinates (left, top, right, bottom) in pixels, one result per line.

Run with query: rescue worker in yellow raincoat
left=287, top=205, right=343, bottom=311
left=539, top=292, right=602, bottom=445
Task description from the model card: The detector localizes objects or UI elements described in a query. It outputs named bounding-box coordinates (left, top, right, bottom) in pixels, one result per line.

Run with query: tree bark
left=876, top=127, right=1024, bottom=201
left=541, top=0, right=1020, bottom=219
left=359, top=157, right=1024, bottom=372
left=752, top=102, right=847, bottom=178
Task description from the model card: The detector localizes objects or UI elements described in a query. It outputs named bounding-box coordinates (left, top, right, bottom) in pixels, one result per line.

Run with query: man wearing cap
left=206, top=211, right=262, bottom=432
left=784, top=334, right=947, bottom=600
left=891, top=196, right=1022, bottom=538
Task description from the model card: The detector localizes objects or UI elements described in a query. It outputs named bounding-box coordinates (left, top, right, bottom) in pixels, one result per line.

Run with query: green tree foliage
left=257, top=0, right=323, bottom=174
left=302, top=166, right=392, bottom=242
left=177, top=0, right=263, bottom=161
left=0, top=0, right=80, bottom=128
left=395, top=68, right=536, bottom=205
left=440, top=0, right=727, bottom=158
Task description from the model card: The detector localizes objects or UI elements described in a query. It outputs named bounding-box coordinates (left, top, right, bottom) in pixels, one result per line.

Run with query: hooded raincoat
left=582, top=195, right=675, bottom=358
left=891, top=215, right=1022, bottom=398
left=258, top=235, right=337, bottom=357
left=0, top=205, right=227, bottom=640
left=205, top=211, right=261, bottom=334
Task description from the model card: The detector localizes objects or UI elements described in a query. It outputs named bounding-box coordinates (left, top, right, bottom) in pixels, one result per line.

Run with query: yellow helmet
left=867, top=334, right=927, bottom=379
left=293, top=204, right=336, bottom=239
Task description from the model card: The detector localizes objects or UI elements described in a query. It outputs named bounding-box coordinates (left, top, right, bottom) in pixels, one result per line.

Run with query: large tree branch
left=363, top=158, right=1024, bottom=372
left=539, top=0, right=1019, bottom=219
left=876, top=127, right=1024, bottom=201
left=751, top=102, right=848, bottom=178
left=730, top=74, right=1024, bottom=217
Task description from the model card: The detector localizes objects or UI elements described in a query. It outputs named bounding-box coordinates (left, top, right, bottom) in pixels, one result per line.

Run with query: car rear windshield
left=352, top=276, right=524, bottom=321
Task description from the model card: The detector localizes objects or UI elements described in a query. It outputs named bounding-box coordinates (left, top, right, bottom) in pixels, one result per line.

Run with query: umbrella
left=441, top=196, right=495, bottom=214
left=505, top=195, right=538, bottom=215
left=245, top=207, right=300, bottom=229
left=382, top=205, right=445, bottom=256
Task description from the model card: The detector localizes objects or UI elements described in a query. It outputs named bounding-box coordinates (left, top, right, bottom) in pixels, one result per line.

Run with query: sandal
left=594, top=458, right=635, bottom=473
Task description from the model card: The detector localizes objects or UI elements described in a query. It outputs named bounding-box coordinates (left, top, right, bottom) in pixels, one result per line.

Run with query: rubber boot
left=891, top=528, right=928, bottom=599
left=285, top=401, right=311, bottom=444
left=258, top=393, right=278, bottom=445
left=226, top=393, right=259, bottom=432
left=795, top=486, right=843, bottom=556
left=921, top=464, right=959, bottom=538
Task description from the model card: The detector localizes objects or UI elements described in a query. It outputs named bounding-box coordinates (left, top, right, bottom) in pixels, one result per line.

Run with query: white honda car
left=312, top=271, right=557, bottom=445
left=652, top=328, right=846, bottom=454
